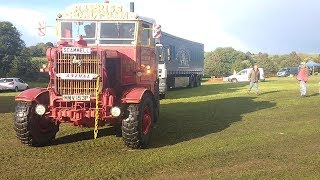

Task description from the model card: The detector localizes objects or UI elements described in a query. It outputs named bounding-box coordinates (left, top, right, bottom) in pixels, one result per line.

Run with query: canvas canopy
left=306, top=60, right=320, bottom=67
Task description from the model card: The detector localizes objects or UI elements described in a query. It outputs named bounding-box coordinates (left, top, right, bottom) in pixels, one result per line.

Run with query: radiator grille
left=56, top=51, right=101, bottom=96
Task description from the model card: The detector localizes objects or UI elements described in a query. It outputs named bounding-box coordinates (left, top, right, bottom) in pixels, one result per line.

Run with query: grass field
left=1, top=77, right=320, bottom=179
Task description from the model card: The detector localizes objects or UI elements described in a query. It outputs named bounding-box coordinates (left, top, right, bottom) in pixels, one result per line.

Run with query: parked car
left=0, top=78, right=29, bottom=92
left=227, top=68, right=265, bottom=83
left=276, top=67, right=298, bottom=77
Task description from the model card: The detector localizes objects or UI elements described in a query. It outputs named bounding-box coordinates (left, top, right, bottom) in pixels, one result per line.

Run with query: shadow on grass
left=51, top=96, right=275, bottom=147
left=52, top=126, right=116, bottom=146
left=0, top=95, right=16, bottom=113
left=149, top=96, right=276, bottom=148
left=307, top=93, right=319, bottom=97
left=165, top=82, right=248, bottom=99
left=258, top=90, right=280, bottom=95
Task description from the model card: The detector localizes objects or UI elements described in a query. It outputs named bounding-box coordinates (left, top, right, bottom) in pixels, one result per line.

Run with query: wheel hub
left=142, top=107, right=152, bottom=135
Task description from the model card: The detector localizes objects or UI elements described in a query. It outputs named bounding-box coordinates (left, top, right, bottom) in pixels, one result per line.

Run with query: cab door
left=139, top=22, right=157, bottom=92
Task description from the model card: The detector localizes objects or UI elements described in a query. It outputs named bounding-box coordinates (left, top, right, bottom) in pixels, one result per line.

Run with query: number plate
left=62, top=47, right=91, bottom=54
left=62, top=95, right=91, bottom=101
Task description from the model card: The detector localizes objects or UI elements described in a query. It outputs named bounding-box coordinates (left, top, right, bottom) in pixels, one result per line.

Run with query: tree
left=254, top=53, right=277, bottom=74
left=0, top=21, right=25, bottom=77
left=204, top=47, right=251, bottom=77
left=7, top=48, right=35, bottom=78
left=204, top=52, right=228, bottom=77
left=28, top=42, right=53, bottom=57
left=285, top=51, right=301, bottom=67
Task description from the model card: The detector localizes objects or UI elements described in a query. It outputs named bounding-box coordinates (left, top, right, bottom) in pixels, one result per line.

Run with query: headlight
left=35, top=104, right=46, bottom=116
left=110, top=106, right=121, bottom=117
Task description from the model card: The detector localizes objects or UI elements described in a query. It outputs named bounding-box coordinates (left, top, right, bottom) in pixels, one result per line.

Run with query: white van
left=227, top=68, right=265, bottom=82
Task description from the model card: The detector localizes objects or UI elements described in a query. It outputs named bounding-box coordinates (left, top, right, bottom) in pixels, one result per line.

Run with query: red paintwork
left=142, top=106, right=152, bottom=135
left=121, top=87, right=148, bottom=103
left=15, top=88, right=48, bottom=103
left=21, top=40, right=157, bottom=127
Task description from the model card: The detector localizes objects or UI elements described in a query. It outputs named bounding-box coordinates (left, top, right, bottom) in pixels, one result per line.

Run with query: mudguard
left=121, top=87, right=149, bottom=104
left=15, top=88, right=48, bottom=103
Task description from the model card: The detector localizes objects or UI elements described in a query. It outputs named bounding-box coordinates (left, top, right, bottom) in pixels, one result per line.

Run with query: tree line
left=0, top=21, right=51, bottom=81
left=205, top=47, right=320, bottom=77
left=2, top=21, right=320, bottom=81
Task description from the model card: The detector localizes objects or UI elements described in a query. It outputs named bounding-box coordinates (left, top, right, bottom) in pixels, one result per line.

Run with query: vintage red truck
left=14, top=2, right=160, bottom=148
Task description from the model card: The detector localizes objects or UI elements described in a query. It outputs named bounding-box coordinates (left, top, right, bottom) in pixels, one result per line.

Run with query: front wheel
left=14, top=101, right=59, bottom=146
left=122, top=94, right=154, bottom=149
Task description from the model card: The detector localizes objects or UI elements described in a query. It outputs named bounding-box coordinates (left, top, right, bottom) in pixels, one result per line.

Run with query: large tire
left=122, top=94, right=154, bottom=149
left=194, top=76, right=201, bottom=87
left=189, top=76, right=195, bottom=88
left=159, top=93, right=165, bottom=100
left=14, top=101, right=59, bottom=146
left=197, top=76, right=201, bottom=87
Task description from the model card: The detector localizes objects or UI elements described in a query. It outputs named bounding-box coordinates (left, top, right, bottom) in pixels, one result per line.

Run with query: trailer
left=156, top=32, right=204, bottom=99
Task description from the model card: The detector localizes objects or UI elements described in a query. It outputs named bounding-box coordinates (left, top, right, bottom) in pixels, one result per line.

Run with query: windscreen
left=60, top=21, right=96, bottom=43
left=60, top=21, right=136, bottom=45
left=100, top=22, right=135, bottom=44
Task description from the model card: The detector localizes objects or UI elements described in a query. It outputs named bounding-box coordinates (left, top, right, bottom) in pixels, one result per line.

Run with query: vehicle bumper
left=0, top=86, right=14, bottom=91
left=159, top=78, right=167, bottom=94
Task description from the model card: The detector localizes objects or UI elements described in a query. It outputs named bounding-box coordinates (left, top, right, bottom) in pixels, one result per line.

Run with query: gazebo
left=306, top=60, right=320, bottom=75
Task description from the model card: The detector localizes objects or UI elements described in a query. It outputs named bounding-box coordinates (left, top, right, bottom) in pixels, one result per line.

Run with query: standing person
left=297, top=62, right=308, bottom=97
left=248, top=65, right=260, bottom=94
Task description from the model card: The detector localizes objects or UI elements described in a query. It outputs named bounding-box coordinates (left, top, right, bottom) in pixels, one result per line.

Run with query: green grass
left=1, top=77, right=320, bottom=179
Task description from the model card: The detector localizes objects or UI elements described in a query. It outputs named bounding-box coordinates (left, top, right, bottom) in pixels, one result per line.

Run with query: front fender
left=15, top=88, right=48, bottom=103
left=121, top=87, right=148, bottom=104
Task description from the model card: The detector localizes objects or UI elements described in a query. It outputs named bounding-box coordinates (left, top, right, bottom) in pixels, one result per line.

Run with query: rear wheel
left=231, top=78, right=238, bottom=83
left=159, top=93, right=165, bottom=100
left=122, top=94, right=154, bottom=149
left=14, top=86, right=18, bottom=92
left=194, top=76, right=201, bottom=87
left=14, top=101, right=59, bottom=146
left=197, top=77, right=201, bottom=86
left=189, top=76, right=195, bottom=88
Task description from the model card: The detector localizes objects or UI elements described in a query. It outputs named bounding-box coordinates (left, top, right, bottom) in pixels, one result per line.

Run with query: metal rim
left=142, top=106, right=152, bottom=135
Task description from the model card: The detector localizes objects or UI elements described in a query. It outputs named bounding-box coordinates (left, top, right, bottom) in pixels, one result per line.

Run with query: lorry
left=157, top=33, right=204, bottom=99
left=14, top=2, right=161, bottom=148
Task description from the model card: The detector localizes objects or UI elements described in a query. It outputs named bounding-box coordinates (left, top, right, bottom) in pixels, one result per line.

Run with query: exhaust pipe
left=130, top=2, right=134, bottom=12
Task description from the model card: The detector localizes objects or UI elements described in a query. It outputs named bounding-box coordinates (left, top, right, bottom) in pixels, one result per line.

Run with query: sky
left=0, top=0, right=320, bottom=54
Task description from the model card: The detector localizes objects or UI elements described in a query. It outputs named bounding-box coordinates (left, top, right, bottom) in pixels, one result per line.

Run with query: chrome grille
left=56, top=51, right=101, bottom=96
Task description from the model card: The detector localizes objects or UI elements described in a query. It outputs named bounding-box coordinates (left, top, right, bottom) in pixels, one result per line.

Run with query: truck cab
left=14, top=2, right=159, bottom=149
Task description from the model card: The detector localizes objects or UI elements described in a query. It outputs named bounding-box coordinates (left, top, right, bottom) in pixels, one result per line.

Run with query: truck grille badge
left=72, top=55, right=82, bottom=66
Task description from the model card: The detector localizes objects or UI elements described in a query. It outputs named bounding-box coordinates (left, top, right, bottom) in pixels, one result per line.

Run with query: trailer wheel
left=194, top=76, right=201, bottom=87
left=189, top=76, right=195, bottom=88
left=159, top=93, right=165, bottom=99
left=14, top=101, right=59, bottom=146
left=122, top=94, right=154, bottom=149
left=197, top=77, right=201, bottom=87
